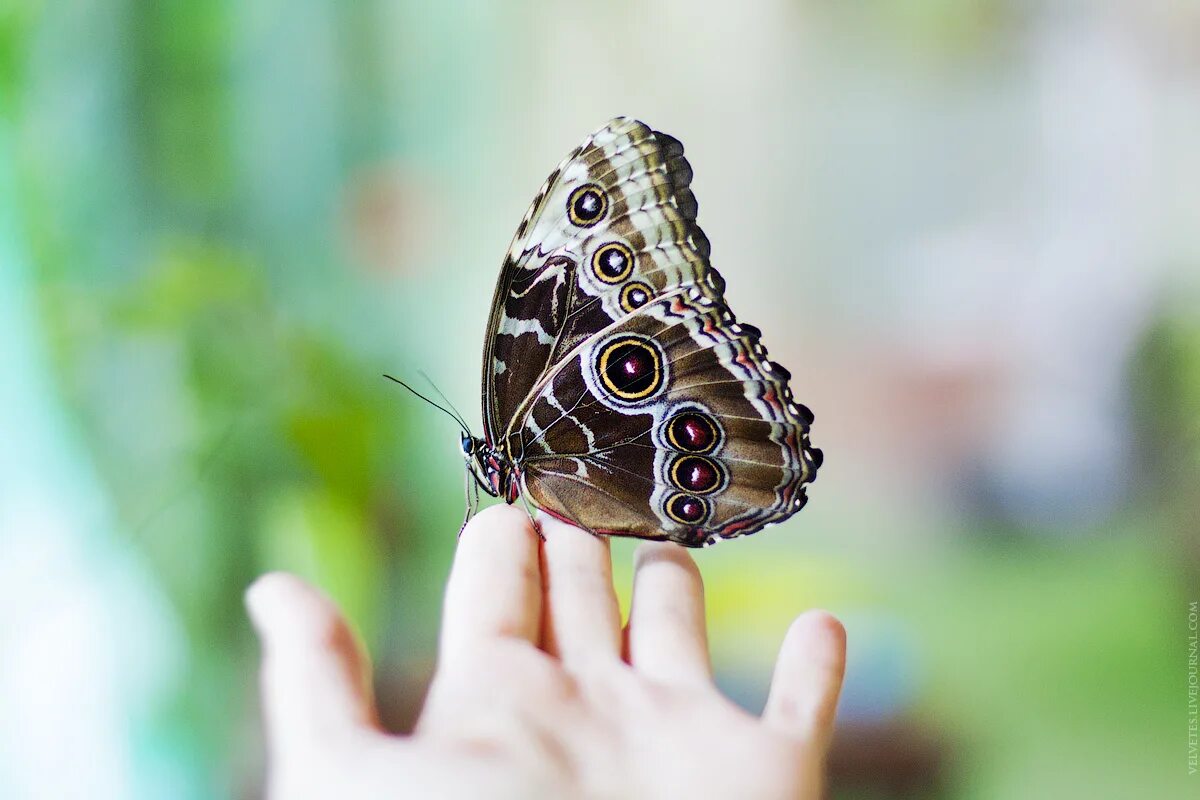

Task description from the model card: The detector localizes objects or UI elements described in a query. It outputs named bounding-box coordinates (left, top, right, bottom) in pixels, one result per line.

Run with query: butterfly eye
left=591, top=242, right=634, bottom=284
left=595, top=335, right=665, bottom=403
left=665, top=493, right=710, bottom=525
left=669, top=455, right=725, bottom=495
left=619, top=281, right=654, bottom=312
left=567, top=184, right=608, bottom=227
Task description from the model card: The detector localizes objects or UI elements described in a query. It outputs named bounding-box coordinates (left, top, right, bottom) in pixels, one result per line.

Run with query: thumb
left=247, top=572, right=379, bottom=760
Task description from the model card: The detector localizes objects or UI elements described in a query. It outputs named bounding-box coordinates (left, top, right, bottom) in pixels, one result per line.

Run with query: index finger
left=438, top=504, right=543, bottom=661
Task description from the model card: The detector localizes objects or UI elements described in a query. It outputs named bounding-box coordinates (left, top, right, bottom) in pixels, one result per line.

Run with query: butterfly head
left=461, top=433, right=517, bottom=502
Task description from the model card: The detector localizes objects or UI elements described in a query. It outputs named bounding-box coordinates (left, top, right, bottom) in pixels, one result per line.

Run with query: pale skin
left=247, top=505, right=847, bottom=799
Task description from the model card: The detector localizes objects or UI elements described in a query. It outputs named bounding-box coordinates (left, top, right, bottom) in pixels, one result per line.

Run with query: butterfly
left=457, top=117, right=821, bottom=547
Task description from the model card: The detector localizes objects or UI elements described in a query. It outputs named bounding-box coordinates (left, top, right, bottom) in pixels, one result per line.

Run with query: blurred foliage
left=1130, top=309, right=1200, bottom=575
left=129, top=0, right=234, bottom=207
left=41, top=236, right=412, bottom=778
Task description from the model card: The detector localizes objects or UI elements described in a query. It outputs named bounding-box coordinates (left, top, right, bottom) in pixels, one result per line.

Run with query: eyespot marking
left=567, top=184, right=607, bottom=227
left=669, top=455, right=724, bottom=495
left=665, top=492, right=710, bottom=525
left=592, top=242, right=634, bottom=284
left=619, top=281, right=654, bottom=312
left=664, top=411, right=721, bottom=455
left=595, top=335, right=665, bottom=403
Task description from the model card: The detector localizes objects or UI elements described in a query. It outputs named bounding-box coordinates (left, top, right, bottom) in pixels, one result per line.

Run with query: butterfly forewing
left=482, top=118, right=712, bottom=444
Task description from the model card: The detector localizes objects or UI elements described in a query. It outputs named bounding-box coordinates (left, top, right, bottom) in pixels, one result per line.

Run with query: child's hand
left=247, top=505, right=846, bottom=799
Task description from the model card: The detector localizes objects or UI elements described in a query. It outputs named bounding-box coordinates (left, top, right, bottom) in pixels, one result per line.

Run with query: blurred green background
left=2, top=1, right=1197, bottom=798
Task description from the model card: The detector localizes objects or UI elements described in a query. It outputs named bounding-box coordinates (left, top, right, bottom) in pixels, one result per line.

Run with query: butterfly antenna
left=383, top=374, right=470, bottom=435
left=417, top=369, right=472, bottom=433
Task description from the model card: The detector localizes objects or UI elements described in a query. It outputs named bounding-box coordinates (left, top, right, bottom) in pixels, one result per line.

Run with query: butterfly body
left=461, top=432, right=519, bottom=503
left=466, top=118, right=821, bottom=547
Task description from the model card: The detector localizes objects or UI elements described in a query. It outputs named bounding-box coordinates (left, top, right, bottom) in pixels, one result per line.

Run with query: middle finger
left=538, top=512, right=623, bottom=668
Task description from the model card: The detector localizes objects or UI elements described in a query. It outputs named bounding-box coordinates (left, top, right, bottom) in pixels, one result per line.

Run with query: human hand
left=247, top=505, right=846, bottom=799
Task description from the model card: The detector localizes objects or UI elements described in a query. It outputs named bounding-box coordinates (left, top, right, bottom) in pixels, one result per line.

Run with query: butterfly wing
left=482, top=117, right=820, bottom=545
left=516, top=290, right=820, bottom=547
left=481, top=117, right=715, bottom=445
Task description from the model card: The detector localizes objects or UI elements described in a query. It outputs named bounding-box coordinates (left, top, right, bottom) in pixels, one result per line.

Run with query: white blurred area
left=0, top=152, right=187, bottom=797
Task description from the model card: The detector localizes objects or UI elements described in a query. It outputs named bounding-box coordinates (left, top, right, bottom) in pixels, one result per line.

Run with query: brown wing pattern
left=516, top=290, right=820, bottom=546
left=481, top=117, right=718, bottom=444
left=481, top=117, right=821, bottom=546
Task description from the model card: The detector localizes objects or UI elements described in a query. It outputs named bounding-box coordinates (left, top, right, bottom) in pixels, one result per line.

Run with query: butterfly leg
left=458, top=466, right=480, bottom=539
left=514, top=470, right=546, bottom=542
left=525, top=472, right=606, bottom=542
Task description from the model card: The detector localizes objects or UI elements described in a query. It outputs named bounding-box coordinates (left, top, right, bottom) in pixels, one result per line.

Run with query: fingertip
left=535, top=510, right=621, bottom=664
left=536, top=511, right=611, bottom=557
left=634, top=540, right=701, bottom=579
left=248, top=573, right=379, bottom=745
left=245, top=572, right=352, bottom=654
left=786, top=610, right=847, bottom=667
left=781, top=610, right=847, bottom=700
left=245, top=572, right=306, bottom=635
left=627, top=540, right=710, bottom=684
left=534, top=509, right=573, bottom=539
left=764, top=608, right=847, bottom=746
left=453, top=503, right=540, bottom=573
left=441, top=504, right=544, bottom=653
left=462, top=503, right=538, bottom=547
left=633, top=540, right=672, bottom=564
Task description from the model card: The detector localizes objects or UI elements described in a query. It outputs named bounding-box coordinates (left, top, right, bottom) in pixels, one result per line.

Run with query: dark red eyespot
left=670, top=455, right=723, bottom=494
left=596, top=336, right=664, bottom=402
left=665, top=493, right=709, bottom=525
left=666, top=411, right=719, bottom=454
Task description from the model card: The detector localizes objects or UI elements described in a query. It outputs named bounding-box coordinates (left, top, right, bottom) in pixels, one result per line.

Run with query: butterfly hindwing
left=516, top=290, right=819, bottom=546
